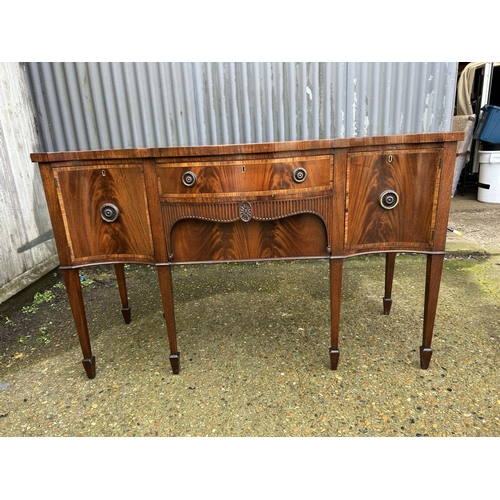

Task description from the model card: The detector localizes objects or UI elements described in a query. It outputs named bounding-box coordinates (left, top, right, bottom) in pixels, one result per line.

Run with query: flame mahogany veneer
left=31, top=133, right=463, bottom=379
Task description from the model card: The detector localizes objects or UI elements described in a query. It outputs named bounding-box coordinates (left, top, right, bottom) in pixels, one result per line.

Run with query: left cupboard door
left=54, top=164, right=155, bottom=265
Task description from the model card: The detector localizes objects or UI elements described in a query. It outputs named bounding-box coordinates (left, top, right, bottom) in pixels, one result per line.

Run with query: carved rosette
left=239, top=202, right=252, bottom=222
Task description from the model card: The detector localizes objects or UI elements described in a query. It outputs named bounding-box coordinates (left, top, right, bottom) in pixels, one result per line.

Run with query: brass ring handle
left=379, top=190, right=399, bottom=210
left=182, top=171, right=197, bottom=187
left=100, top=203, right=120, bottom=222
left=292, top=167, right=307, bottom=183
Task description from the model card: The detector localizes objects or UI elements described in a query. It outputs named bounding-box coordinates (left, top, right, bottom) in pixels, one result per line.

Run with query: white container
left=478, top=151, right=500, bottom=203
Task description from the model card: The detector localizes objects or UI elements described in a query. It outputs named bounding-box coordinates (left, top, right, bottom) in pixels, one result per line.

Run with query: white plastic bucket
left=478, top=151, right=500, bottom=203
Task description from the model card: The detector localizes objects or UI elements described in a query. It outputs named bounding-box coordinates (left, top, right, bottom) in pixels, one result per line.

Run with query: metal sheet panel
left=29, top=62, right=457, bottom=151
left=346, top=62, right=458, bottom=136
left=27, top=62, right=458, bottom=152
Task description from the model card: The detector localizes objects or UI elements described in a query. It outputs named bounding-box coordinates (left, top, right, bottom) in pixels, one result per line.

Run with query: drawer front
left=157, top=156, right=332, bottom=196
left=169, top=215, right=330, bottom=263
left=344, top=149, right=443, bottom=251
left=55, top=165, right=155, bottom=264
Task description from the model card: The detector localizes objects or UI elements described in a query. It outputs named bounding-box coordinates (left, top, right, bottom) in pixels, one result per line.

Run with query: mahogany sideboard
left=31, top=132, right=463, bottom=379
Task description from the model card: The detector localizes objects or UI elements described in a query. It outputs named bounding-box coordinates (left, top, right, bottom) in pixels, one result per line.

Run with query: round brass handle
left=292, top=167, right=307, bottom=183
left=379, top=190, right=399, bottom=210
left=100, top=203, right=120, bottom=222
left=182, top=171, right=197, bottom=187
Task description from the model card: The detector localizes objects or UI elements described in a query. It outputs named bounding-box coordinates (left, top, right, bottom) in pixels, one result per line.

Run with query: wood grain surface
left=157, top=157, right=332, bottom=195
left=169, top=215, right=329, bottom=263
left=55, top=165, right=155, bottom=264
left=345, top=149, right=442, bottom=251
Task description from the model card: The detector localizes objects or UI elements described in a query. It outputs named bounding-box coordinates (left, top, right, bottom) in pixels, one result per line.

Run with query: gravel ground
left=1, top=254, right=499, bottom=438
left=1, top=192, right=499, bottom=496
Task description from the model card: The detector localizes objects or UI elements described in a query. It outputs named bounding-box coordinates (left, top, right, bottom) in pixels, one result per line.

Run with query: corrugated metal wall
left=27, top=62, right=458, bottom=152
left=0, top=62, right=58, bottom=303
left=345, top=62, right=457, bottom=136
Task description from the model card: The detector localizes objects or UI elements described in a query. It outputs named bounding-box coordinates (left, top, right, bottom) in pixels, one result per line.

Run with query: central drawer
left=157, top=156, right=333, bottom=196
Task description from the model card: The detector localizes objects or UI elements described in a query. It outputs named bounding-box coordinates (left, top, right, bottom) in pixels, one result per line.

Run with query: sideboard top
left=31, top=132, right=464, bottom=163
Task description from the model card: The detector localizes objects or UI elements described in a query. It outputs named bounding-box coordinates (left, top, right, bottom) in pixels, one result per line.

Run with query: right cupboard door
left=344, top=148, right=443, bottom=253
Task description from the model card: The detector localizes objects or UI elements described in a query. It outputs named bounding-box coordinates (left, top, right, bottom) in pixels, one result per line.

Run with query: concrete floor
left=447, top=191, right=500, bottom=254
left=1, top=189, right=499, bottom=495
